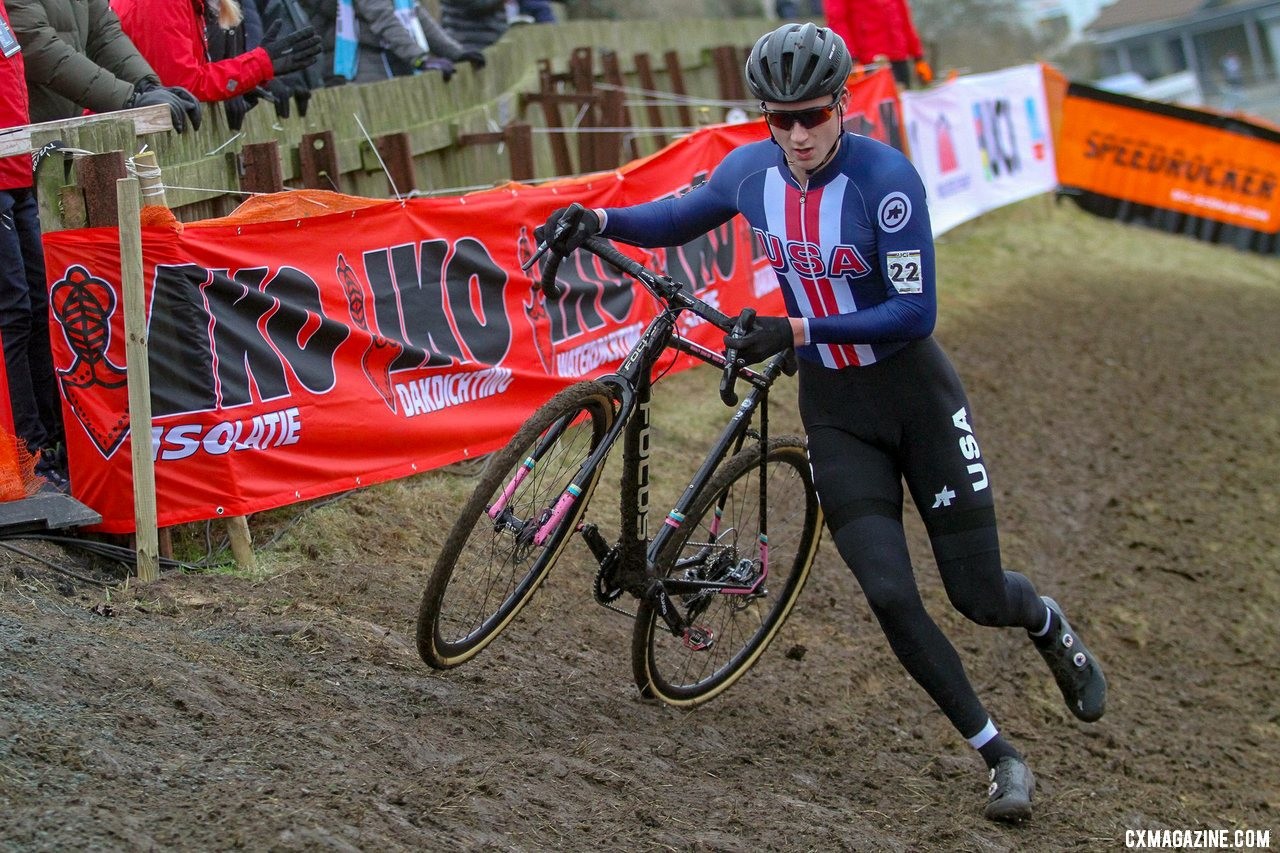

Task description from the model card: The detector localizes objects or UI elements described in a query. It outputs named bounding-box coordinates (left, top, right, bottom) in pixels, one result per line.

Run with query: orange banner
left=40, top=71, right=904, bottom=532
left=1057, top=84, right=1280, bottom=233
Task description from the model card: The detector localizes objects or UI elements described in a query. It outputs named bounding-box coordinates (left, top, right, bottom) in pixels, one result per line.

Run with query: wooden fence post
left=239, top=141, right=284, bottom=194
left=663, top=50, right=694, bottom=129
left=374, top=132, right=417, bottom=196
left=78, top=152, right=128, bottom=228
left=633, top=52, right=669, bottom=149
left=299, top=131, right=340, bottom=191
left=117, top=176, right=159, bottom=583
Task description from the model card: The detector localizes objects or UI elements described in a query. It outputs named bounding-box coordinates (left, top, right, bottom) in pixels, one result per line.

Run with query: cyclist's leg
left=801, top=354, right=1024, bottom=781
left=895, top=338, right=1045, bottom=631
left=807, top=421, right=995, bottom=743
left=900, top=338, right=1106, bottom=724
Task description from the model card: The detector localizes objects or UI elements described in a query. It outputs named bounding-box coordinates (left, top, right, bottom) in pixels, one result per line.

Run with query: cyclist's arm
left=598, top=152, right=746, bottom=247
left=804, top=155, right=937, bottom=345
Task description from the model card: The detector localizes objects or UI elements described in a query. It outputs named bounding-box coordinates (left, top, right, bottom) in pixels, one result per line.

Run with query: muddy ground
left=2, top=201, right=1278, bottom=852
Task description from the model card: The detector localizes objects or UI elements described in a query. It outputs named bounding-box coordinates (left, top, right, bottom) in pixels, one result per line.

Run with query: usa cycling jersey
left=601, top=132, right=936, bottom=369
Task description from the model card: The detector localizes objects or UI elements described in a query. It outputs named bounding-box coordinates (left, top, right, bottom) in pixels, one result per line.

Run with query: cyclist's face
left=763, top=90, right=847, bottom=175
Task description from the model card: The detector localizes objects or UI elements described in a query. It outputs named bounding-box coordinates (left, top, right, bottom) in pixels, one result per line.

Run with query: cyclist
left=538, top=21, right=1106, bottom=822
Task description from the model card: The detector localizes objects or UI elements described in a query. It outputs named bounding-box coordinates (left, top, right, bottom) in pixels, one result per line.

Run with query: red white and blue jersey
left=601, top=132, right=936, bottom=368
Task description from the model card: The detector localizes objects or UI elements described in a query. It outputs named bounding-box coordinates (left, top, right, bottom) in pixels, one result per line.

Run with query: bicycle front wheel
left=417, top=381, right=614, bottom=669
left=631, top=438, right=822, bottom=707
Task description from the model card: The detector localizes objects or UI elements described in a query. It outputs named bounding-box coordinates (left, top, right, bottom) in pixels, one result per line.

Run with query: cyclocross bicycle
left=416, top=206, right=823, bottom=706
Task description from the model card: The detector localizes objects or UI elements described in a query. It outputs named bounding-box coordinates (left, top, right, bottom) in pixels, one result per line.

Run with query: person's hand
left=535, top=206, right=600, bottom=253
left=262, top=78, right=293, bottom=119
left=915, top=59, right=934, bottom=85
left=293, top=85, right=312, bottom=117
left=261, top=21, right=322, bottom=76
left=223, top=94, right=257, bottom=131
left=165, top=86, right=202, bottom=132
left=724, top=315, right=794, bottom=363
left=129, top=83, right=203, bottom=133
left=414, top=55, right=457, bottom=81
left=458, top=50, right=486, bottom=69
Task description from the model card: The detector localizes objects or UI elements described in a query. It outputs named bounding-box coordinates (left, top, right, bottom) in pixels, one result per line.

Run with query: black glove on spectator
left=535, top=206, right=601, bottom=253
left=458, top=50, right=486, bottom=69
left=289, top=75, right=313, bottom=116
left=165, top=86, right=203, bottom=132
left=260, top=21, right=322, bottom=76
left=129, top=82, right=203, bottom=133
left=224, top=95, right=257, bottom=131
left=414, top=56, right=457, bottom=81
left=723, top=315, right=794, bottom=364
left=262, top=78, right=293, bottom=119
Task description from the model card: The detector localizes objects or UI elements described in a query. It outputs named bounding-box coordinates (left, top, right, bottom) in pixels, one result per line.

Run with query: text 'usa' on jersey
left=601, top=132, right=937, bottom=370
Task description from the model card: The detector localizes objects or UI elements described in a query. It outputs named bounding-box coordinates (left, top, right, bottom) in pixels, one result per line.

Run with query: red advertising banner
left=42, top=70, right=900, bottom=532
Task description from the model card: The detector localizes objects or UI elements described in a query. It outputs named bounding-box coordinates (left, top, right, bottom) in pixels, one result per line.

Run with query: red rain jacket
left=111, top=0, right=273, bottom=102
left=823, top=0, right=924, bottom=64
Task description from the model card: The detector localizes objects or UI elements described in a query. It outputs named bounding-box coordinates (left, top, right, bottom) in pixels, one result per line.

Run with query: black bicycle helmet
left=745, top=22, right=852, bottom=104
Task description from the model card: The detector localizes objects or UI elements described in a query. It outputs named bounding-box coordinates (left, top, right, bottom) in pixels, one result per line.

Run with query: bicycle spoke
left=633, top=440, right=821, bottom=706
left=418, top=384, right=613, bottom=668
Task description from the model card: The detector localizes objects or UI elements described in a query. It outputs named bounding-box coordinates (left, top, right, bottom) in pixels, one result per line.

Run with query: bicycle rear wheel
left=417, top=381, right=614, bottom=668
left=630, top=438, right=822, bottom=707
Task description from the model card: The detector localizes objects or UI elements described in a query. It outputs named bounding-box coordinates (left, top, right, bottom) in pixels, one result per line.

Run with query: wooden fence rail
left=24, top=19, right=770, bottom=234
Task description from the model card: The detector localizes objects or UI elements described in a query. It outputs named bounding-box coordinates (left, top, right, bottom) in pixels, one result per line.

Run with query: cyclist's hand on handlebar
left=724, top=315, right=796, bottom=364
left=535, top=206, right=601, bottom=254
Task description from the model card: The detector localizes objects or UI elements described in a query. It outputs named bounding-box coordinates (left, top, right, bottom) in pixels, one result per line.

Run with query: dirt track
left=2, top=201, right=1278, bottom=852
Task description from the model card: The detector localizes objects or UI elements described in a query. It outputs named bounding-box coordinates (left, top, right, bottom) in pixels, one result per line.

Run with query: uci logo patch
left=877, top=192, right=912, bottom=233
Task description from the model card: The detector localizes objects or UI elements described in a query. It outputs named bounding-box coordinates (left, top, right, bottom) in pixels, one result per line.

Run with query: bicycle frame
left=514, top=235, right=797, bottom=642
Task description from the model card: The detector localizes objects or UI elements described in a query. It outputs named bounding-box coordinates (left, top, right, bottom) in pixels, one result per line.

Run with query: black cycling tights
left=830, top=515, right=1043, bottom=737
left=799, top=338, right=1046, bottom=739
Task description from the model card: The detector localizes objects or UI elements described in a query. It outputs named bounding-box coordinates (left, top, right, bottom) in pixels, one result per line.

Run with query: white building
left=1017, top=0, right=1120, bottom=43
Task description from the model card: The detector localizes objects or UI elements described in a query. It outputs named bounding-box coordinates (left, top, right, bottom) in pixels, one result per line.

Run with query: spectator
left=437, top=0, right=507, bottom=54
left=1220, top=50, right=1244, bottom=111
left=6, top=0, right=201, bottom=131
left=253, top=0, right=323, bottom=116
left=507, top=0, right=553, bottom=25
left=111, top=0, right=321, bottom=106
left=204, top=0, right=262, bottom=128
left=299, top=0, right=484, bottom=86
left=822, top=0, right=931, bottom=88
left=1, top=0, right=68, bottom=492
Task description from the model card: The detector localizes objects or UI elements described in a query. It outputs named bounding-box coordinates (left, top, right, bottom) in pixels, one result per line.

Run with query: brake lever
left=719, top=307, right=755, bottom=407
left=530, top=203, right=588, bottom=299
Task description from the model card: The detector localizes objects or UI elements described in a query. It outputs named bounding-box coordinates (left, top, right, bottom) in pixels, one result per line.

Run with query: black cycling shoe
left=1035, top=596, right=1106, bottom=722
left=984, top=756, right=1035, bottom=822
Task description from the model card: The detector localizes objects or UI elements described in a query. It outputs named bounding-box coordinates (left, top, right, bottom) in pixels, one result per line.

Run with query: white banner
left=901, top=64, right=1058, bottom=236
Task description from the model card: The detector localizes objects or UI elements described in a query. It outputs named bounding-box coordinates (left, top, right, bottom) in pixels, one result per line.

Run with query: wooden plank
left=0, top=105, right=171, bottom=157
left=117, top=177, right=160, bottom=583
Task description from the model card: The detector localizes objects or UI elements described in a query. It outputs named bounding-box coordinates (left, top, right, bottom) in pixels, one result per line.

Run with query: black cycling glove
left=535, top=206, right=601, bottom=253
left=724, top=315, right=795, bottom=364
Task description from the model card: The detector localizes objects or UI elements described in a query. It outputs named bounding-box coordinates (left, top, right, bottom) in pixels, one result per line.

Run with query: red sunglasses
left=761, top=97, right=842, bottom=131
